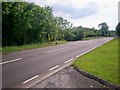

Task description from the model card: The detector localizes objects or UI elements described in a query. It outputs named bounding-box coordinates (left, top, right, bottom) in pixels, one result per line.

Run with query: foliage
left=63, top=26, right=115, bottom=41
left=2, top=2, right=69, bottom=46
left=2, top=2, right=116, bottom=47
left=98, top=22, right=109, bottom=36
left=116, top=22, right=120, bottom=37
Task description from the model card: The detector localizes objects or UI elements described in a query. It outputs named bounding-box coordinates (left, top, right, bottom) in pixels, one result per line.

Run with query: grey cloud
left=52, top=2, right=98, bottom=19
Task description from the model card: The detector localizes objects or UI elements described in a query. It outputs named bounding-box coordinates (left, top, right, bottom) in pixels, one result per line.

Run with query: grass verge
left=83, top=36, right=106, bottom=40
left=2, top=40, right=67, bottom=54
left=73, top=38, right=119, bottom=85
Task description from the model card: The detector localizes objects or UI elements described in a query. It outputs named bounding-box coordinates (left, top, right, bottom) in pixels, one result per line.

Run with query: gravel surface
left=33, top=66, right=108, bottom=88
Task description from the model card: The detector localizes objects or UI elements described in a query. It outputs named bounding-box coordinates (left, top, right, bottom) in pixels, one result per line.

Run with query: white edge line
left=45, top=47, right=69, bottom=53
left=22, top=75, right=39, bottom=84
left=75, top=44, right=103, bottom=58
left=75, top=38, right=114, bottom=58
left=76, top=55, right=80, bottom=58
left=0, top=58, right=22, bottom=65
left=64, top=58, right=74, bottom=63
left=49, top=65, right=59, bottom=71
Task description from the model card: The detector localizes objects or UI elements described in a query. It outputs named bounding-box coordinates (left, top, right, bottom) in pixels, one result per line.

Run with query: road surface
left=2, top=38, right=113, bottom=88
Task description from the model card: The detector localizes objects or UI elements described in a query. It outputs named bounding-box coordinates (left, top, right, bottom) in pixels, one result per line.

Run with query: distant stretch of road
left=2, top=37, right=113, bottom=88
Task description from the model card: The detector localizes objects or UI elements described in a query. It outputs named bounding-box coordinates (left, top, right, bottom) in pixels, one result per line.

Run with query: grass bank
left=73, top=38, right=119, bottom=85
left=2, top=40, right=67, bottom=54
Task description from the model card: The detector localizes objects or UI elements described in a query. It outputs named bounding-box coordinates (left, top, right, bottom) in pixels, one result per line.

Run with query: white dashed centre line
left=64, top=58, right=74, bottom=63
left=45, top=47, right=69, bottom=53
left=49, top=65, right=59, bottom=71
left=91, top=85, right=93, bottom=88
left=0, top=58, right=22, bottom=65
left=22, top=75, right=39, bottom=84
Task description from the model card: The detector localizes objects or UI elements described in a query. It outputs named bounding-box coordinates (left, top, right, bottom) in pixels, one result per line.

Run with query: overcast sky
left=25, top=0, right=119, bottom=30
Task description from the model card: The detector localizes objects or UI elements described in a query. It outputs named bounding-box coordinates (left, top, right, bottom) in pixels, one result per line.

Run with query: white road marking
left=76, top=55, right=81, bottom=58
left=76, top=46, right=100, bottom=58
left=64, top=58, right=74, bottom=63
left=45, top=47, right=69, bottom=53
left=22, top=75, right=39, bottom=84
left=91, top=85, right=93, bottom=88
left=49, top=65, right=59, bottom=71
left=0, top=58, right=22, bottom=65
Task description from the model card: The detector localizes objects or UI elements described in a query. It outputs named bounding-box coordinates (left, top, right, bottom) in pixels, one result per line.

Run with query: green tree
left=116, top=22, right=120, bottom=37
left=64, top=32, right=76, bottom=41
left=2, top=2, right=66, bottom=46
left=98, top=22, right=109, bottom=36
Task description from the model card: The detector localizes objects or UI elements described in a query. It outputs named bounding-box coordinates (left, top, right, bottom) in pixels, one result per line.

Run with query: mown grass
left=2, top=40, right=67, bottom=54
left=73, top=38, right=119, bottom=85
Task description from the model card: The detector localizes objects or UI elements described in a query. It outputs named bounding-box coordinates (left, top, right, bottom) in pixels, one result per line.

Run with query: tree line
left=2, top=2, right=116, bottom=47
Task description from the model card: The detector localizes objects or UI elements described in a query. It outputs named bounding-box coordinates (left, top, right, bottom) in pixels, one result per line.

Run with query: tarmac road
left=2, top=37, right=113, bottom=88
